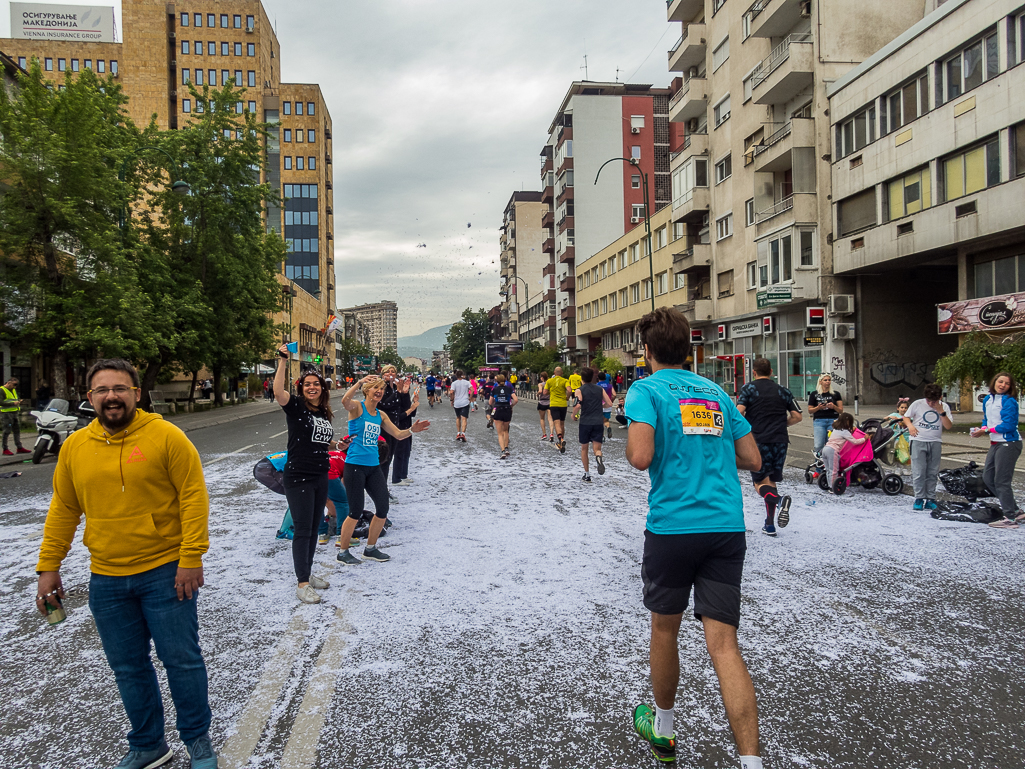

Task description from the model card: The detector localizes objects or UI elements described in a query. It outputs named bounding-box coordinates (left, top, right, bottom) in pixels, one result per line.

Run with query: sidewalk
left=0, top=399, right=278, bottom=467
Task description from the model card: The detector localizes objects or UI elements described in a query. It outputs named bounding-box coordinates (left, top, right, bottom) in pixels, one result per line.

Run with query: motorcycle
left=29, top=398, right=96, bottom=464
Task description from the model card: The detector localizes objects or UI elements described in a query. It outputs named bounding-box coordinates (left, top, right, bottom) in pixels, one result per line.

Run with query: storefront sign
left=762, top=316, right=774, bottom=335
left=757, top=285, right=792, bottom=308
left=11, top=3, right=115, bottom=42
left=690, top=329, right=705, bottom=344
left=938, top=292, right=1025, bottom=334
left=806, top=306, right=826, bottom=328
left=804, top=335, right=824, bottom=347
left=717, top=324, right=728, bottom=340
left=730, top=319, right=762, bottom=338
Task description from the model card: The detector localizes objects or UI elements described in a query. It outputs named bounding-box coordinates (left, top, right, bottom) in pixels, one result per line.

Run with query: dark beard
left=97, top=400, right=137, bottom=433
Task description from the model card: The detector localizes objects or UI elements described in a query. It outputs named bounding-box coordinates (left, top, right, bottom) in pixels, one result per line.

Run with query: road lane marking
left=279, top=607, right=349, bottom=769
left=205, top=430, right=287, bottom=467
left=220, top=612, right=309, bottom=769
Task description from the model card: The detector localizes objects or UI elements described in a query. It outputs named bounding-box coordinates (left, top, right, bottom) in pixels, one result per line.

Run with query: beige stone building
left=338, top=301, right=399, bottom=355
left=0, top=0, right=336, bottom=375
left=498, top=191, right=550, bottom=343
left=828, top=0, right=1025, bottom=406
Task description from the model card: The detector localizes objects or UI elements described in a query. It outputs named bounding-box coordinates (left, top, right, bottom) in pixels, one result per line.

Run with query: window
left=609, top=257, right=616, bottom=275
left=760, top=265, right=769, bottom=287
left=208, top=42, right=216, bottom=56
left=208, top=69, right=216, bottom=85
left=235, top=70, right=243, bottom=85
left=220, top=14, right=228, bottom=28
left=222, top=69, right=229, bottom=85
left=592, top=266, right=600, bottom=284
left=247, top=100, right=255, bottom=112
left=717, top=270, right=734, bottom=297
left=671, top=157, right=708, bottom=207
left=745, top=198, right=755, bottom=227
left=939, top=33, right=999, bottom=104
left=974, top=255, right=1025, bottom=298
left=631, top=283, right=640, bottom=303
left=182, top=69, right=190, bottom=84
left=308, top=156, right=316, bottom=170
left=886, top=166, right=931, bottom=220
left=881, top=71, right=929, bottom=135
left=1014, top=122, right=1025, bottom=179
left=655, top=227, right=666, bottom=249
left=246, top=15, right=255, bottom=29
left=284, top=156, right=292, bottom=170
left=632, top=204, right=646, bottom=220
left=110, top=60, right=118, bottom=75
left=657, top=272, right=668, bottom=295
left=71, top=59, right=79, bottom=72
left=940, top=137, right=1000, bottom=202
left=195, top=41, right=202, bottom=55
left=194, top=13, right=202, bottom=27
left=283, top=129, right=292, bottom=142
left=715, top=154, right=732, bottom=184
left=44, top=57, right=52, bottom=71
left=675, top=272, right=687, bottom=290
left=284, top=101, right=291, bottom=115
left=296, top=129, right=305, bottom=143
left=195, top=69, right=203, bottom=85
left=800, top=230, right=815, bottom=266
left=181, top=12, right=189, bottom=26
left=836, top=105, right=877, bottom=159
left=221, top=42, right=229, bottom=56
left=234, top=15, right=242, bottom=28
left=296, top=157, right=304, bottom=170
left=247, top=71, right=256, bottom=87
left=601, top=297, right=608, bottom=314
left=643, top=279, right=652, bottom=300
left=837, top=188, right=877, bottom=236
left=57, top=58, right=66, bottom=72
left=235, top=101, right=243, bottom=113
left=714, top=94, right=731, bottom=127
left=600, top=261, right=607, bottom=279
left=207, top=14, right=215, bottom=27
left=234, top=42, right=242, bottom=56
left=765, top=235, right=793, bottom=283
left=716, top=213, right=733, bottom=240
left=97, top=60, right=105, bottom=73
left=620, top=288, right=629, bottom=307
left=182, top=99, right=191, bottom=113
left=248, top=43, right=256, bottom=56
left=712, top=37, right=730, bottom=71
left=631, top=145, right=641, bottom=159
left=182, top=41, right=190, bottom=55
left=631, top=174, right=640, bottom=189
left=296, top=102, right=304, bottom=116
left=309, top=102, right=316, bottom=116
left=747, top=261, right=757, bottom=289
left=713, top=0, right=727, bottom=11
left=609, top=292, right=617, bottom=311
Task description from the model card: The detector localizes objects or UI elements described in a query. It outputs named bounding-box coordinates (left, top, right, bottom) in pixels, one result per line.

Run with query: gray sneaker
left=296, top=584, right=321, bottom=604
left=596, top=454, right=606, bottom=475
left=185, top=734, right=218, bottom=769
left=112, top=745, right=173, bottom=769
left=363, top=545, right=391, bottom=562
left=336, top=549, right=362, bottom=565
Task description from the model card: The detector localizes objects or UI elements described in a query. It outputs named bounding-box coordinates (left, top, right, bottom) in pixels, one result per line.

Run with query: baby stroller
left=806, top=424, right=904, bottom=496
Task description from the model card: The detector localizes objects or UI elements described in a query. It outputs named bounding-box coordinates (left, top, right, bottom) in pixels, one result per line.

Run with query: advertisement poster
left=937, top=292, right=1025, bottom=334
left=485, top=342, right=524, bottom=365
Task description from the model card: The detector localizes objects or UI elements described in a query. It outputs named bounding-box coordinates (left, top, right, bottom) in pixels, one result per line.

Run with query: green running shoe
left=633, top=704, right=676, bottom=762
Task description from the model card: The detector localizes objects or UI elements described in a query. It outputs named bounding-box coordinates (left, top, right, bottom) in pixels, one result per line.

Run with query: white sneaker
left=394, top=479, right=413, bottom=486
left=296, top=584, right=322, bottom=604
left=309, top=575, right=330, bottom=589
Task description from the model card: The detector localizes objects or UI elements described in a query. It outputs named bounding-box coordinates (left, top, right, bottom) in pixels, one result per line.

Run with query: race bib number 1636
left=679, top=398, right=725, bottom=436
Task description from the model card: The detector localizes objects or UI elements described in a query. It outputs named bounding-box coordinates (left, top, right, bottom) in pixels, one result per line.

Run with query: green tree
left=445, top=308, right=491, bottom=372
left=589, top=345, right=624, bottom=377
left=336, top=337, right=373, bottom=377
left=0, top=62, right=153, bottom=397
left=378, top=346, right=405, bottom=369
left=510, top=340, right=562, bottom=375
left=933, top=332, right=1025, bottom=392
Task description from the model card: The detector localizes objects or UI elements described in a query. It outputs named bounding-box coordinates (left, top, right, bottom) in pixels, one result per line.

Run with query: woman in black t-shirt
left=274, top=344, right=334, bottom=605
left=808, top=373, right=843, bottom=455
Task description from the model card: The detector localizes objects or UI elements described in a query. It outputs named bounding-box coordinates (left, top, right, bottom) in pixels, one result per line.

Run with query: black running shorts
left=453, top=405, right=470, bottom=418
left=751, top=442, right=788, bottom=483
left=641, top=530, right=746, bottom=626
left=578, top=423, right=604, bottom=444
left=537, top=403, right=550, bottom=412
left=493, top=408, right=512, bottom=422
left=549, top=406, right=568, bottom=421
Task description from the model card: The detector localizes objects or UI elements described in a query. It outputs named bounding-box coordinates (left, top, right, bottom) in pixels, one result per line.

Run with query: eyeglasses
left=89, top=386, right=138, bottom=396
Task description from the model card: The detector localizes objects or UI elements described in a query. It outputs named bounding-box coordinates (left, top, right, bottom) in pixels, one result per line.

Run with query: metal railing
left=752, top=122, right=792, bottom=158
left=751, top=33, right=812, bottom=88
left=745, top=0, right=769, bottom=21
left=670, top=35, right=684, bottom=55
left=755, top=194, right=794, bottom=223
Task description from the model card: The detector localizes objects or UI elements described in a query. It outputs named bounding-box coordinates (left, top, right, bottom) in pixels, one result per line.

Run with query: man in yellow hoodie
left=35, top=359, right=217, bottom=769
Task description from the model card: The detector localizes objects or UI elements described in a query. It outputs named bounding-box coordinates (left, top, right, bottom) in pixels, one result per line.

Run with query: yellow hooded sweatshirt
left=36, top=409, right=209, bottom=577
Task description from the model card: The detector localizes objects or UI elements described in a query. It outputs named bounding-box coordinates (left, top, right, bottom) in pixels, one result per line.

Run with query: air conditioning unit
left=800, top=0, right=811, bottom=17
left=171, top=60, right=177, bottom=67
left=246, top=25, right=254, bottom=33
left=828, top=294, right=855, bottom=315
left=631, top=216, right=641, bottom=223
left=688, top=67, right=699, bottom=79
left=688, top=118, right=699, bottom=132
left=631, top=127, right=640, bottom=134
left=168, top=31, right=176, bottom=39
left=832, top=323, right=856, bottom=341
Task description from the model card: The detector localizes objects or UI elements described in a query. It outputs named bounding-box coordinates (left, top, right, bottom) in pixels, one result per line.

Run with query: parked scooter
left=29, top=398, right=96, bottom=464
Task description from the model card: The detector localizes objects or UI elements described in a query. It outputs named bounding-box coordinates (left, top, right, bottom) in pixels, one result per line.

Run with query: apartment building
left=828, top=0, right=1025, bottom=407
left=432, top=349, right=452, bottom=374
left=663, top=0, right=924, bottom=397
left=0, top=0, right=336, bottom=373
left=497, top=191, right=549, bottom=342
left=575, top=203, right=681, bottom=381
left=539, top=81, right=676, bottom=360
left=338, top=301, right=399, bottom=355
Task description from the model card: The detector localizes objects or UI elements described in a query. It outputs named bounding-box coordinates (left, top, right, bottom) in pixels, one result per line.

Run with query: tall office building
left=540, top=81, right=676, bottom=358
left=498, top=191, right=548, bottom=342
left=1, top=0, right=336, bottom=370
left=338, top=301, right=398, bottom=355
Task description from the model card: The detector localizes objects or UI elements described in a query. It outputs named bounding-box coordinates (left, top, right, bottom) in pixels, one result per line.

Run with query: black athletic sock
left=758, top=486, right=780, bottom=524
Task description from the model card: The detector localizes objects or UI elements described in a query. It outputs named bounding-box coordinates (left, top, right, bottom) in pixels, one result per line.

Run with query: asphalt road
left=1, top=404, right=1023, bottom=769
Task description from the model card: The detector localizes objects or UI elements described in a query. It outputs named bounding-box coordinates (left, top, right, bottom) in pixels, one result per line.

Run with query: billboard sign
left=11, top=3, right=115, bottom=43
left=485, top=341, right=524, bottom=365
left=937, top=292, right=1025, bottom=334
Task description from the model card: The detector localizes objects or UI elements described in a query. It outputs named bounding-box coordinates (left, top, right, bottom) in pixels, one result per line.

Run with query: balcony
left=667, top=0, right=704, bottom=22
left=671, top=128, right=707, bottom=167
left=671, top=185, right=710, bottom=224
left=542, top=209, right=554, bottom=228
left=542, top=236, right=554, bottom=254
left=752, top=34, right=814, bottom=106
left=754, top=191, right=817, bottom=235
left=556, top=184, right=574, bottom=204
left=669, top=76, right=708, bottom=123
left=557, top=215, right=573, bottom=235
left=671, top=242, right=711, bottom=270
left=559, top=274, right=576, bottom=293
left=753, top=116, right=814, bottom=173
left=541, top=184, right=554, bottom=204
left=677, top=298, right=714, bottom=324
left=668, top=23, right=706, bottom=73
left=542, top=262, right=555, bottom=278
left=541, top=155, right=553, bottom=174
left=559, top=246, right=576, bottom=265
left=560, top=305, right=575, bottom=321
left=749, top=0, right=807, bottom=38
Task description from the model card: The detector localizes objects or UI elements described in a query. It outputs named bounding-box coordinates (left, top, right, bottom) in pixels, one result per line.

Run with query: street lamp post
left=118, top=146, right=190, bottom=230
left=595, top=158, right=655, bottom=314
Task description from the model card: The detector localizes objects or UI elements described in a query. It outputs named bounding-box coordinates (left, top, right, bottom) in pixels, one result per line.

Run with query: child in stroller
left=805, top=414, right=906, bottom=495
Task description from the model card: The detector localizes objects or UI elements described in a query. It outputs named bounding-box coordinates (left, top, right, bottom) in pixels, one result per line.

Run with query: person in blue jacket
left=972, top=371, right=1024, bottom=528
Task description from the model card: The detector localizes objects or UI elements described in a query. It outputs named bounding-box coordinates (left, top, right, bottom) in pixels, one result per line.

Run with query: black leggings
left=283, top=473, right=328, bottom=583
left=343, top=463, right=389, bottom=520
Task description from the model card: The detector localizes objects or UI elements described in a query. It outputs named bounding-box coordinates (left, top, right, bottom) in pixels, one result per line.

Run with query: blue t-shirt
left=347, top=405, right=383, bottom=467
left=625, top=368, right=751, bottom=534
left=425, top=376, right=437, bottom=390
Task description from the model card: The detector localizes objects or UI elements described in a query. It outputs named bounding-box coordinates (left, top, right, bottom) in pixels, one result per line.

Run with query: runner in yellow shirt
left=545, top=366, right=572, bottom=453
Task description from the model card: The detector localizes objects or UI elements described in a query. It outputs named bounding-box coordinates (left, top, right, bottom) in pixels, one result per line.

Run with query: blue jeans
left=813, top=419, right=832, bottom=454
left=319, top=477, right=350, bottom=535
left=89, top=560, right=211, bottom=751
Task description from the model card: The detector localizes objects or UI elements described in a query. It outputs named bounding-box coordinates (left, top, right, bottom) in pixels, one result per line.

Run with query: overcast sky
left=2, top=1, right=674, bottom=336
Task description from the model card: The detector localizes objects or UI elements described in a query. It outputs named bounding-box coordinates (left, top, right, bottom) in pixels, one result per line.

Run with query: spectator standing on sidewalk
left=972, top=372, right=1024, bottom=528
left=624, top=307, right=763, bottom=769
left=1, top=376, right=29, bottom=455
left=36, top=379, right=52, bottom=410
left=737, top=358, right=802, bottom=537
left=807, top=374, right=843, bottom=455
left=35, top=358, right=218, bottom=769
left=903, top=383, right=953, bottom=512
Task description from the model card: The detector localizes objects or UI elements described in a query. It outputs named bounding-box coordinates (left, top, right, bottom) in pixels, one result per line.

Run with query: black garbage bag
left=930, top=500, right=1003, bottom=524
left=938, top=461, right=993, bottom=502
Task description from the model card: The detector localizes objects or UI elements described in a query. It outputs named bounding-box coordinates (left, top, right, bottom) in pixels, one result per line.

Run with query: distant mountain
left=398, top=323, right=453, bottom=361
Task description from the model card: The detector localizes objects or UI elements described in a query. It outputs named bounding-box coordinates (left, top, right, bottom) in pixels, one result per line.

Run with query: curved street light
left=595, top=157, right=655, bottom=314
